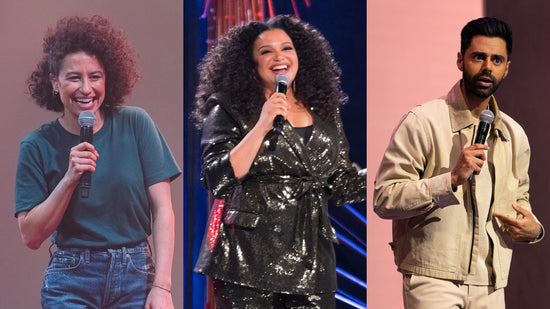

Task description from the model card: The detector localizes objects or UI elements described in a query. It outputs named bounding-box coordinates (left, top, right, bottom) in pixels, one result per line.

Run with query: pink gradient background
left=367, top=1, right=483, bottom=307
left=0, top=1, right=183, bottom=308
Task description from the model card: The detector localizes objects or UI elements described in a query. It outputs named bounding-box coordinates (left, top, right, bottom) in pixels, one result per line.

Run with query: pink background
left=0, top=1, right=183, bottom=308
left=367, top=1, right=483, bottom=307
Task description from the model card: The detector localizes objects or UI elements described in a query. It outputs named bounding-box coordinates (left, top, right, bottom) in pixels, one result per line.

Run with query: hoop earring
left=52, top=89, right=59, bottom=96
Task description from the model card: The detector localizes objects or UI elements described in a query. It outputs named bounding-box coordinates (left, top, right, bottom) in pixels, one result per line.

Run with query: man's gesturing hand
left=493, top=204, right=542, bottom=242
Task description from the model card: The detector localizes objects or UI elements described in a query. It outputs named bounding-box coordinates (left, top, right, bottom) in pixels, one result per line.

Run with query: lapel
left=489, top=101, right=514, bottom=216
left=278, top=113, right=320, bottom=173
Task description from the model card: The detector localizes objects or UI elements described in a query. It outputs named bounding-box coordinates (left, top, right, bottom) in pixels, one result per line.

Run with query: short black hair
left=461, top=17, right=512, bottom=59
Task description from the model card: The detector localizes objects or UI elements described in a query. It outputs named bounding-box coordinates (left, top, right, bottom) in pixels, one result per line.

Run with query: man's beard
left=463, top=72, right=503, bottom=99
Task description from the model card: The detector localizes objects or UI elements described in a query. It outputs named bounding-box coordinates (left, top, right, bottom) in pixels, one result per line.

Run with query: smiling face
left=50, top=51, right=105, bottom=131
left=252, top=29, right=299, bottom=94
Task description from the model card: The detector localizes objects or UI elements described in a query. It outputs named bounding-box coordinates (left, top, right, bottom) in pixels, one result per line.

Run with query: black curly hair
left=27, top=15, right=140, bottom=115
left=192, top=15, right=347, bottom=129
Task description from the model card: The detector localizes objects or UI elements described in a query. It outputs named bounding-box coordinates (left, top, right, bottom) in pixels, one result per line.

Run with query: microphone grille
left=479, top=109, right=495, bottom=124
left=275, top=73, right=290, bottom=85
left=78, top=111, right=96, bottom=127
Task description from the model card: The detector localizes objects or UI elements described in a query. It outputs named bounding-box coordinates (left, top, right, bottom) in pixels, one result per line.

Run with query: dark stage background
left=184, top=1, right=366, bottom=308
left=486, top=1, right=550, bottom=307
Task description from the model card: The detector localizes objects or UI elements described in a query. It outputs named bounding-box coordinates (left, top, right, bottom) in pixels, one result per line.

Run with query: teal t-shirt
left=15, top=106, right=181, bottom=248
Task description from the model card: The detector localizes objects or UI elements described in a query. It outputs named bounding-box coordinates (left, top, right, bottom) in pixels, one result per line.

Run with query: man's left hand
left=493, top=204, right=541, bottom=242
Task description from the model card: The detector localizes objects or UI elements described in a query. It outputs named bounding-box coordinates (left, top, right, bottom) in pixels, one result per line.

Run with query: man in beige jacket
left=373, top=17, right=543, bottom=309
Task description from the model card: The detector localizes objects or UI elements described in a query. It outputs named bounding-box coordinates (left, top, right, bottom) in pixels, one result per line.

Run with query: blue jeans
left=41, top=242, right=155, bottom=309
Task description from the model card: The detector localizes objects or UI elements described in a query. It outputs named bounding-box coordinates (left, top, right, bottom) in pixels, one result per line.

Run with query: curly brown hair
left=27, top=15, right=140, bottom=115
left=192, top=15, right=347, bottom=129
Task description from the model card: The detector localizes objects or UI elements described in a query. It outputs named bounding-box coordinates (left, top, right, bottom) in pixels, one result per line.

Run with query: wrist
left=152, top=278, right=171, bottom=290
left=533, top=226, right=543, bottom=242
left=152, top=283, right=171, bottom=293
left=61, top=173, right=80, bottom=188
left=253, top=122, right=272, bottom=137
left=450, top=172, right=458, bottom=192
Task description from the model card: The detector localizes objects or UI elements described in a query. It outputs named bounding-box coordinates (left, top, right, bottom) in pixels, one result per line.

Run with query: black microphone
left=273, top=73, right=290, bottom=134
left=78, top=110, right=96, bottom=198
left=474, top=109, right=494, bottom=144
left=468, top=109, right=494, bottom=181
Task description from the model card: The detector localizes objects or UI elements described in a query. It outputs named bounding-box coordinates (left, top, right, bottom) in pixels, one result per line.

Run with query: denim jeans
left=41, top=242, right=155, bottom=309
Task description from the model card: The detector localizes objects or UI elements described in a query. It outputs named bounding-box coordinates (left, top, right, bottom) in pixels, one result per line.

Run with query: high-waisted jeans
left=41, top=241, right=155, bottom=309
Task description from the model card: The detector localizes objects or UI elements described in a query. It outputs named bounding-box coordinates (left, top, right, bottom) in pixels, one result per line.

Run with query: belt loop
left=48, top=243, right=55, bottom=258
left=122, top=246, right=128, bottom=265
left=84, top=248, right=90, bottom=264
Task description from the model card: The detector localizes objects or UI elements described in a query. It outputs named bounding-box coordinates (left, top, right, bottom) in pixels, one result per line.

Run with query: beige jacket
left=373, top=81, right=543, bottom=289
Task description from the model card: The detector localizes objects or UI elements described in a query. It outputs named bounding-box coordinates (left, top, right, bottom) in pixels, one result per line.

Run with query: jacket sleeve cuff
left=528, top=225, right=544, bottom=244
left=425, top=172, right=459, bottom=208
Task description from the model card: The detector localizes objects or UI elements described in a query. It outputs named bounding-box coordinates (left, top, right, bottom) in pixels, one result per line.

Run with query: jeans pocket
left=127, top=251, right=155, bottom=275
left=46, top=250, right=81, bottom=272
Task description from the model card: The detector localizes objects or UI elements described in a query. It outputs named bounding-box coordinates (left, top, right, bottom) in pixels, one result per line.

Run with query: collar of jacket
left=446, top=80, right=509, bottom=142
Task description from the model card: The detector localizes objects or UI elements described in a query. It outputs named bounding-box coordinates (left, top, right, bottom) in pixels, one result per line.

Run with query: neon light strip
left=344, top=204, right=366, bottom=225
left=336, top=267, right=366, bottom=289
left=336, top=231, right=366, bottom=257
left=335, top=291, right=366, bottom=309
left=330, top=215, right=366, bottom=247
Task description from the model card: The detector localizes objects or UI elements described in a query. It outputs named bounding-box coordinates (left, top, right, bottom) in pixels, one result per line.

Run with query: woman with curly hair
left=193, top=15, right=366, bottom=308
left=15, top=15, right=180, bottom=308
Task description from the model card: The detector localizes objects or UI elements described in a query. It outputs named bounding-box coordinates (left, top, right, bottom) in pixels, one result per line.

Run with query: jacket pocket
left=223, top=184, right=262, bottom=229
left=224, top=209, right=260, bottom=229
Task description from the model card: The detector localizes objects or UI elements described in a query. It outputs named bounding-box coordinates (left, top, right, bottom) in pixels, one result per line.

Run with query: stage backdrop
left=0, top=1, right=183, bottom=308
left=485, top=1, right=550, bottom=307
left=184, top=1, right=366, bottom=308
left=367, top=1, right=483, bottom=308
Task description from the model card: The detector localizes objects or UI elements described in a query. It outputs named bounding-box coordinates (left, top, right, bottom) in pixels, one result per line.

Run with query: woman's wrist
left=152, top=283, right=171, bottom=293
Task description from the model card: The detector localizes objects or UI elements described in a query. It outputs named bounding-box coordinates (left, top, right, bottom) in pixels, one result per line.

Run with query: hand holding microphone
left=451, top=110, right=494, bottom=187
left=273, top=73, right=290, bottom=134
left=467, top=109, right=494, bottom=181
left=78, top=111, right=96, bottom=198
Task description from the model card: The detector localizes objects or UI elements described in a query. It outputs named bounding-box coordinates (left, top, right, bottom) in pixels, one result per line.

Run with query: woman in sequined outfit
left=193, top=15, right=366, bottom=308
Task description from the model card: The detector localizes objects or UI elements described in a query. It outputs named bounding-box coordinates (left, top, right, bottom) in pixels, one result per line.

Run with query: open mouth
left=271, top=64, right=288, bottom=73
left=75, top=98, right=94, bottom=107
left=476, top=76, right=494, bottom=88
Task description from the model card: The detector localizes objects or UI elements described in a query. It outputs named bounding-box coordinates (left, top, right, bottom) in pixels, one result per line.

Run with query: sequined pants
left=212, top=278, right=335, bottom=309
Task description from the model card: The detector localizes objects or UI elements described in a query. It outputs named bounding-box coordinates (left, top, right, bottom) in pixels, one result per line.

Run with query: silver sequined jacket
left=194, top=93, right=366, bottom=294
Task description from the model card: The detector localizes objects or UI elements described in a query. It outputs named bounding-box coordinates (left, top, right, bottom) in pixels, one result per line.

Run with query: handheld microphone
left=474, top=109, right=494, bottom=144
left=78, top=110, right=96, bottom=198
left=468, top=109, right=494, bottom=181
left=273, top=73, right=290, bottom=134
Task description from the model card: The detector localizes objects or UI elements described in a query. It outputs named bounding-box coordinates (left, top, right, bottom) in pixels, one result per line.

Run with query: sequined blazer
left=194, top=93, right=366, bottom=294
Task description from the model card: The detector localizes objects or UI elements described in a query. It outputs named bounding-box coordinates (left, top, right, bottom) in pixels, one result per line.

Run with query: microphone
left=78, top=110, right=96, bottom=198
left=474, top=109, right=494, bottom=144
left=273, top=73, right=290, bottom=134
left=468, top=109, right=494, bottom=181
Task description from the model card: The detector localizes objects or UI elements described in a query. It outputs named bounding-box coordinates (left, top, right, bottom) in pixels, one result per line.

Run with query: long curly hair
left=27, top=15, right=140, bottom=115
left=192, top=15, right=347, bottom=129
